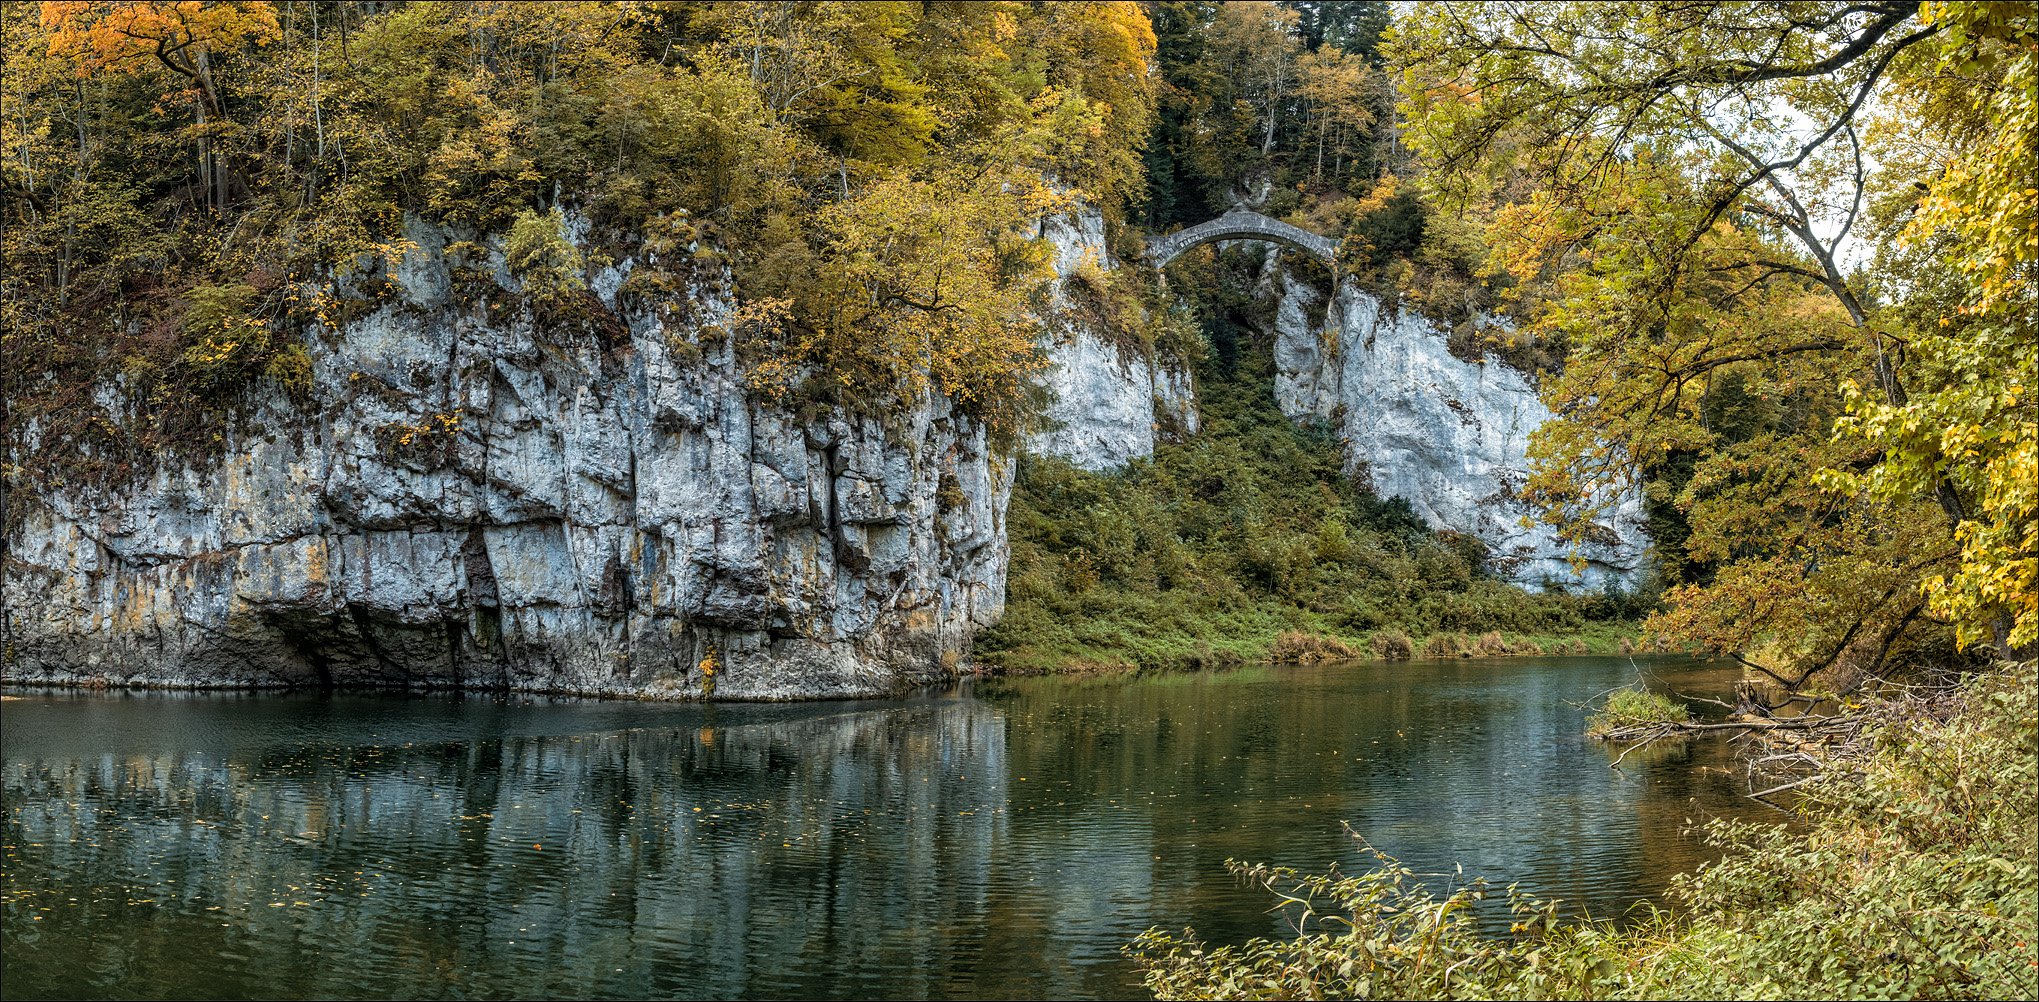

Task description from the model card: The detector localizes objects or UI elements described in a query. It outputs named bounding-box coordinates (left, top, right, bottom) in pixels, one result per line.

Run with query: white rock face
left=1273, top=275, right=1650, bottom=590
left=1026, top=211, right=1199, bottom=471
left=3, top=223, right=1010, bottom=700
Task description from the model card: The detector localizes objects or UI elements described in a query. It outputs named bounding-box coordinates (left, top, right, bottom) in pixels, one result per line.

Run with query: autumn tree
left=1294, top=45, right=1372, bottom=182
left=42, top=0, right=279, bottom=211
left=5, top=1, right=1164, bottom=486
left=1396, top=1, right=2036, bottom=685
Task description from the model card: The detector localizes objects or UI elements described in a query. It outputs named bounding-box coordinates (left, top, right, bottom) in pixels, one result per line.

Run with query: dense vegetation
left=1396, top=0, right=2036, bottom=689
left=10, top=2, right=2026, bottom=675
left=6, top=3, right=2035, bottom=998
left=1, top=0, right=1159, bottom=487
left=978, top=246, right=1645, bottom=675
left=1124, top=2, right=2037, bottom=997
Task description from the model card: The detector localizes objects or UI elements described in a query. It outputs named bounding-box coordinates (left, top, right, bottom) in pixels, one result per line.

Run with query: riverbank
left=976, top=614, right=1641, bottom=676
left=1131, top=657, right=2039, bottom=1000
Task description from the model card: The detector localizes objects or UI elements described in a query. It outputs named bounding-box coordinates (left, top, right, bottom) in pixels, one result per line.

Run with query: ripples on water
left=2, top=657, right=1771, bottom=1000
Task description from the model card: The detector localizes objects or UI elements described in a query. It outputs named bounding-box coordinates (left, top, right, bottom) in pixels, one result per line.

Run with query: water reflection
left=3, top=657, right=1771, bottom=1000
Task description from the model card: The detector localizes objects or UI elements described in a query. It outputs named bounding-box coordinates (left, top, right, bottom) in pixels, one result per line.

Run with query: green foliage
left=1396, top=1, right=2037, bottom=685
left=1343, top=183, right=1425, bottom=269
left=503, top=208, right=588, bottom=304
left=1140, top=1, right=1398, bottom=230
left=178, top=283, right=266, bottom=392
left=1130, top=658, right=2039, bottom=1000
left=1586, top=686, right=1689, bottom=736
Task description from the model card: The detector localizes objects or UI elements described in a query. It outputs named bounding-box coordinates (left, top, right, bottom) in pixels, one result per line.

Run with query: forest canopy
left=1394, top=0, right=2036, bottom=681
left=2, top=0, right=1159, bottom=455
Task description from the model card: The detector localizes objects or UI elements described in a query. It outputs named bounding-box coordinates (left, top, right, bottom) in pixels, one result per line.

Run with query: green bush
left=504, top=207, right=588, bottom=304
left=1587, top=686, right=1690, bottom=736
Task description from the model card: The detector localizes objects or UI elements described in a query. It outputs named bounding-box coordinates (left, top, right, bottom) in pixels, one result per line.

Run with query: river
left=3, top=655, right=1774, bottom=1000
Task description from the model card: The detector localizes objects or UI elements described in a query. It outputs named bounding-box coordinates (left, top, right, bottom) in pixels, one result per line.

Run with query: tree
left=1294, top=45, right=1372, bottom=182
left=42, top=0, right=280, bottom=211
left=1281, top=0, right=1391, bottom=60
left=1395, top=1, right=2035, bottom=685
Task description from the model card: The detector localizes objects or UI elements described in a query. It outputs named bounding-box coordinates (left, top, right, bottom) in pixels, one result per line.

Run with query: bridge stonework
left=1142, top=209, right=1338, bottom=268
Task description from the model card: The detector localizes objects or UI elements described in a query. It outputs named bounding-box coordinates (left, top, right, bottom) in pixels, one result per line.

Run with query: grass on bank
left=1586, top=686, right=1693, bottom=736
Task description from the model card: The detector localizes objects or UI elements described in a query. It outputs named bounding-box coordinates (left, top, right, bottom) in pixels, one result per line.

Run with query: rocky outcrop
left=2, top=202, right=1645, bottom=700
left=2, top=223, right=1010, bottom=700
left=1027, top=210, right=1199, bottom=472
left=1270, top=271, right=1650, bottom=590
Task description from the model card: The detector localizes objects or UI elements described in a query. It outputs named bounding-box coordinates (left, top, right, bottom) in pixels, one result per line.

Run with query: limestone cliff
left=3, top=222, right=1010, bottom=700
left=3, top=207, right=1644, bottom=700
left=1269, top=269, right=1650, bottom=590
left=1026, top=210, right=1199, bottom=472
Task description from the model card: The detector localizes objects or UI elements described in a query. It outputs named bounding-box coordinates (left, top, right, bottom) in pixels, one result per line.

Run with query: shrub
left=264, top=342, right=315, bottom=402
left=179, top=283, right=273, bottom=397
left=504, top=207, right=588, bottom=304
left=1369, top=629, right=1414, bottom=660
left=1270, top=631, right=1359, bottom=664
left=1586, top=686, right=1689, bottom=736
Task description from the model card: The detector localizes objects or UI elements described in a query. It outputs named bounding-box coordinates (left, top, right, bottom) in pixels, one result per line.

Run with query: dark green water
left=3, top=656, right=1770, bottom=1000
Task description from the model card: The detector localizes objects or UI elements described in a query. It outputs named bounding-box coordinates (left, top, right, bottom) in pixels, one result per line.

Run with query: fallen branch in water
left=1593, top=707, right=1879, bottom=805
left=1594, top=715, right=1849, bottom=742
left=1596, top=685, right=1972, bottom=807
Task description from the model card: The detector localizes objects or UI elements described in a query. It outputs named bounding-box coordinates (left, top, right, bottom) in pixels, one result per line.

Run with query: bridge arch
left=1142, top=209, right=1337, bottom=268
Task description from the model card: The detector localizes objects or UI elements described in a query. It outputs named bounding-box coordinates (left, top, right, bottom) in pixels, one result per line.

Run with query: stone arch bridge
left=1142, top=209, right=1337, bottom=268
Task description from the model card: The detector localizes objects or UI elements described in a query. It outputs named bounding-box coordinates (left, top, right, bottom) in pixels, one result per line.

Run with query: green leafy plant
left=1586, top=686, right=1689, bottom=737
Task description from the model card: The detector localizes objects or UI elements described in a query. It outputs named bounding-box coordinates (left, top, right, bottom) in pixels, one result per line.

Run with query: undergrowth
left=1587, top=687, right=1692, bottom=736
left=975, top=248, right=1647, bottom=675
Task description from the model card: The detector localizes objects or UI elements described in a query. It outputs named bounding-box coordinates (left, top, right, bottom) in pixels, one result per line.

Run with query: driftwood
left=1594, top=712, right=1867, bottom=795
left=1594, top=684, right=1966, bottom=805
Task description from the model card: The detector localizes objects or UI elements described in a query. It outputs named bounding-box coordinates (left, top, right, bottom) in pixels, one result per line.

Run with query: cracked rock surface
left=4, top=223, right=1010, bottom=700
left=1268, top=270, right=1650, bottom=590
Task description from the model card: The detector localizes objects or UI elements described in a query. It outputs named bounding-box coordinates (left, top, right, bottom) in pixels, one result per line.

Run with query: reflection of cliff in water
left=3, top=693, right=1040, bottom=999
left=5, top=658, right=1777, bottom=1001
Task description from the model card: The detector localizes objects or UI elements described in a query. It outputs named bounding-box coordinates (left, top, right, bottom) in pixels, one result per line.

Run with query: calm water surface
left=3, top=656, right=1771, bottom=999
